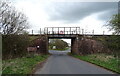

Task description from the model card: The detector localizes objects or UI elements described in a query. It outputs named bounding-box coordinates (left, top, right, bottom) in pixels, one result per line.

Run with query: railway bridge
left=31, top=27, right=108, bottom=54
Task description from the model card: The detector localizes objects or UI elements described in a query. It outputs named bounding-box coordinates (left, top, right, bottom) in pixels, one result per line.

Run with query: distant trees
left=49, top=39, right=69, bottom=50
left=0, top=1, right=30, bottom=59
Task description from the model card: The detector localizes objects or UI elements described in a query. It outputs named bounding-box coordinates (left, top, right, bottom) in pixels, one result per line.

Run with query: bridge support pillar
left=37, top=35, right=48, bottom=54
left=71, top=36, right=79, bottom=55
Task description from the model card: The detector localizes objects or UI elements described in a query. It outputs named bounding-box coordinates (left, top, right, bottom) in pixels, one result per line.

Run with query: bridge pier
left=36, top=35, right=49, bottom=54
left=71, top=36, right=79, bottom=55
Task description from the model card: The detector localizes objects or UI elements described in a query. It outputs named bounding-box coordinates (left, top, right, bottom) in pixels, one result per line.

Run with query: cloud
left=45, top=2, right=118, bottom=23
left=11, top=0, right=118, bottom=34
left=96, top=9, right=117, bottom=21
left=13, top=0, right=118, bottom=24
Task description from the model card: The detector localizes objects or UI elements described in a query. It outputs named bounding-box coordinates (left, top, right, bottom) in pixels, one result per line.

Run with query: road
left=35, top=50, right=115, bottom=74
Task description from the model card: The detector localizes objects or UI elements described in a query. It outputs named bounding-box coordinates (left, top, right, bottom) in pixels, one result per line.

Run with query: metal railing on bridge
left=30, top=27, right=108, bottom=36
left=43, top=27, right=80, bottom=35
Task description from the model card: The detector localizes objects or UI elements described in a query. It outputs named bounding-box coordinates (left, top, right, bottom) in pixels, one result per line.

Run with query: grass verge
left=70, top=53, right=120, bottom=74
left=2, top=54, right=49, bottom=74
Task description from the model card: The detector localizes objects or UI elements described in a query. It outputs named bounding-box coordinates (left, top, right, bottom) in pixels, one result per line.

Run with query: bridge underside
left=48, top=34, right=79, bottom=38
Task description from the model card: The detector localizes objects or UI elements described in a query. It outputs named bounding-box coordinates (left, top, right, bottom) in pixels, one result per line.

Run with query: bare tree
left=0, top=0, right=28, bottom=34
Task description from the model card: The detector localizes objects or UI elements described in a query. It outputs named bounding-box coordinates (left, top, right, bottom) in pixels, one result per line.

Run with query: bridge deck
left=48, top=34, right=80, bottom=39
left=30, top=27, right=119, bottom=38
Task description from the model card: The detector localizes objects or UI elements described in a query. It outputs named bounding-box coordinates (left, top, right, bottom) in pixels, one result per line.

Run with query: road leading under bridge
left=35, top=50, right=115, bottom=74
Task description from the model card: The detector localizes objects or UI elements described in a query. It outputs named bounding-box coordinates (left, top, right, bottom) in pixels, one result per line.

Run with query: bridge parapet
left=44, top=27, right=80, bottom=35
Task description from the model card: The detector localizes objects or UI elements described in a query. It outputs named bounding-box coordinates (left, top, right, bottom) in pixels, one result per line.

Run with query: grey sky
left=9, top=0, right=119, bottom=44
left=11, top=0, right=119, bottom=36
left=45, top=2, right=118, bottom=23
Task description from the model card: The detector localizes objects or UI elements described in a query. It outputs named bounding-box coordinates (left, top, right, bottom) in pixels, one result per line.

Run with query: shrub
left=2, top=34, right=30, bottom=59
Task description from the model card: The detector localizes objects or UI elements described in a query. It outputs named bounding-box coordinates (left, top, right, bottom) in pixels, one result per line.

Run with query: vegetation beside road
left=29, top=36, right=39, bottom=41
left=2, top=35, right=30, bottom=60
left=2, top=54, right=49, bottom=74
left=1, top=1, right=31, bottom=60
left=70, top=53, right=120, bottom=73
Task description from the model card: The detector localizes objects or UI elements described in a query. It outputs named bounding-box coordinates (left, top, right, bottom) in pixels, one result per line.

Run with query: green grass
left=70, top=53, right=120, bottom=74
left=2, top=54, right=49, bottom=74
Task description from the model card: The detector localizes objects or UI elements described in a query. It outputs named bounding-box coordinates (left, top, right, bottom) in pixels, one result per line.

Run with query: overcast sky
left=10, top=0, right=119, bottom=44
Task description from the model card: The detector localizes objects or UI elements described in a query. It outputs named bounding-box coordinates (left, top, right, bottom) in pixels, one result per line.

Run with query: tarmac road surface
left=35, top=50, right=115, bottom=74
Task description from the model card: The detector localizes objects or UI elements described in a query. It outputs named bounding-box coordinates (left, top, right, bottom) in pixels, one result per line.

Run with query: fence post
left=32, top=30, right=33, bottom=35
left=47, top=28, right=48, bottom=34
left=58, top=27, right=59, bottom=34
left=92, top=30, right=94, bottom=36
left=82, top=29, right=84, bottom=35
left=103, top=31, right=105, bottom=35
left=64, top=27, right=65, bottom=35
left=44, top=28, right=45, bottom=34
left=40, top=28, right=41, bottom=35
left=76, top=27, right=77, bottom=34
left=52, top=27, right=53, bottom=34
left=79, top=27, right=80, bottom=34
left=70, top=27, right=71, bottom=34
